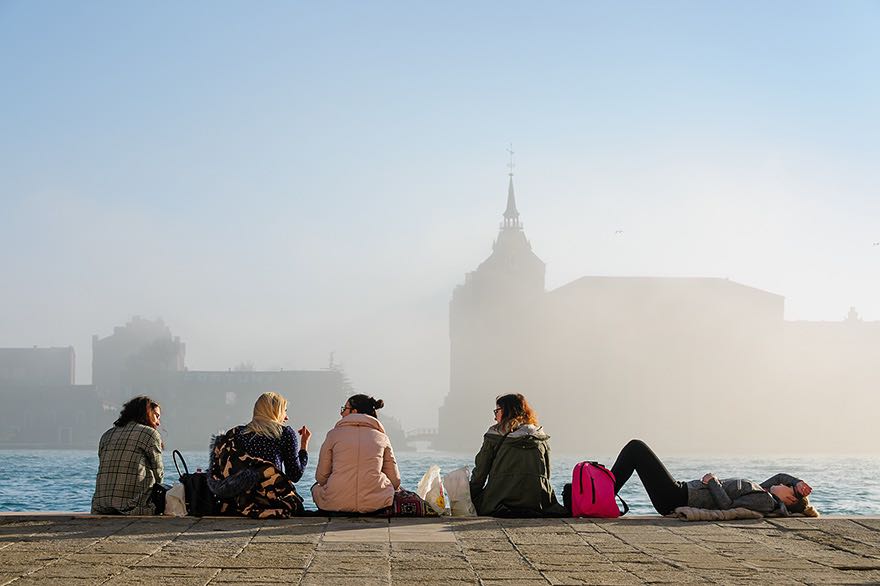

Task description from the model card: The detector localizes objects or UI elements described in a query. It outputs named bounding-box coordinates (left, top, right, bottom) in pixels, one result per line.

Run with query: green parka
left=469, top=424, right=567, bottom=517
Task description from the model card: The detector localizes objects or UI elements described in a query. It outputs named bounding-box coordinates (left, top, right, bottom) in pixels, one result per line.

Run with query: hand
left=795, top=481, right=812, bottom=497
left=702, top=473, right=717, bottom=485
left=298, top=426, right=312, bottom=450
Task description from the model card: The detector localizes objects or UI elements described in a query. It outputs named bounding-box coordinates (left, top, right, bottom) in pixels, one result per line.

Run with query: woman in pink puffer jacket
left=311, top=394, right=401, bottom=513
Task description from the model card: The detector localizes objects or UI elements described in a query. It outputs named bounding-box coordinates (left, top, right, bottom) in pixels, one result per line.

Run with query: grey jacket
left=686, top=473, right=803, bottom=514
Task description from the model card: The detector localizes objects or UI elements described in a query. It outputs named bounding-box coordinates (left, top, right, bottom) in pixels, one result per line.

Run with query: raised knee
left=626, top=439, right=648, bottom=450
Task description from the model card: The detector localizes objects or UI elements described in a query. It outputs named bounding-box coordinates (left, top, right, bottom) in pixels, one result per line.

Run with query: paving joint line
left=605, top=521, right=697, bottom=582
left=127, top=515, right=199, bottom=569
left=8, top=518, right=137, bottom=586
left=792, top=522, right=880, bottom=563
left=851, top=519, right=880, bottom=534
left=497, top=521, right=550, bottom=585
left=747, top=524, right=846, bottom=574
left=298, top=518, right=330, bottom=586
left=663, top=521, right=770, bottom=585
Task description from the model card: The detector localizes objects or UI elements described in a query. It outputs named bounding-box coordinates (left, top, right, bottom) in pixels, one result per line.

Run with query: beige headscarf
left=244, top=392, right=287, bottom=439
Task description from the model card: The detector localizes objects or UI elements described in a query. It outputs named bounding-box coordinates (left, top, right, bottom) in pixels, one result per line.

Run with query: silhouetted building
left=0, top=346, right=75, bottom=386
left=0, top=346, right=104, bottom=448
left=92, top=316, right=185, bottom=403
left=153, top=368, right=347, bottom=451
left=86, top=318, right=352, bottom=450
left=437, top=176, right=880, bottom=454
left=1, top=318, right=352, bottom=450
left=439, top=176, right=546, bottom=449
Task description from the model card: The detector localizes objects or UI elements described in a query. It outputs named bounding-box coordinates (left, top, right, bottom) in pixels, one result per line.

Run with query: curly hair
left=495, top=393, right=538, bottom=433
left=114, top=395, right=160, bottom=428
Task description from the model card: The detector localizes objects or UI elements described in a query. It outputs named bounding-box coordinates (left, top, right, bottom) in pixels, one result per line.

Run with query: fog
left=1, top=3, right=878, bottom=454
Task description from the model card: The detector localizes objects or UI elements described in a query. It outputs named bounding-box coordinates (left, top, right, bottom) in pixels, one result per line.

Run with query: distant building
left=0, top=346, right=75, bottom=386
left=437, top=175, right=880, bottom=454
left=0, top=317, right=353, bottom=450
left=0, top=346, right=103, bottom=448
left=152, top=368, right=348, bottom=452
left=439, top=176, right=547, bottom=451
left=87, top=317, right=353, bottom=451
left=92, top=316, right=186, bottom=404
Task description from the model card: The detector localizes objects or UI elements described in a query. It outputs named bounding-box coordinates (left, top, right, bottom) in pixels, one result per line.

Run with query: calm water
left=1, top=450, right=877, bottom=516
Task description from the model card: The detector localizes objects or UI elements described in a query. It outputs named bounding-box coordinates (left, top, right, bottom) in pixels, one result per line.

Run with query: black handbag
left=173, top=450, right=220, bottom=517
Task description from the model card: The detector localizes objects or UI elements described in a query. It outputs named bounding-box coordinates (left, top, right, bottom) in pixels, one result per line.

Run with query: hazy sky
left=2, top=2, right=878, bottom=429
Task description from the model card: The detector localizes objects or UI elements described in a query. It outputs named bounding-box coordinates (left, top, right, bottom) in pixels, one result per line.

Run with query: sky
left=1, top=1, right=879, bottom=429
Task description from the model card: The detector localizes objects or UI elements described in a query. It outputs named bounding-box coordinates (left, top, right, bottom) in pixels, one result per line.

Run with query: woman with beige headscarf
left=210, top=392, right=312, bottom=518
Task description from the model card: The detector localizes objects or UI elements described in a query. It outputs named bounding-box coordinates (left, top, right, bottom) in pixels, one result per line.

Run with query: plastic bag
left=416, top=464, right=448, bottom=515
left=443, top=466, right=477, bottom=517
left=164, top=483, right=188, bottom=517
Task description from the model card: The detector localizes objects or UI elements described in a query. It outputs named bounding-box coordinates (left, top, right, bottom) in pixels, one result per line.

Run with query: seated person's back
left=212, top=391, right=310, bottom=519
left=469, top=393, right=566, bottom=517
left=91, top=396, right=163, bottom=515
left=311, top=394, right=401, bottom=513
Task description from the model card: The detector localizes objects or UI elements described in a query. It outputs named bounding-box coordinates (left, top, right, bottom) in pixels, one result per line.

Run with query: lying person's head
left=769, top=484, right=819, bottom=517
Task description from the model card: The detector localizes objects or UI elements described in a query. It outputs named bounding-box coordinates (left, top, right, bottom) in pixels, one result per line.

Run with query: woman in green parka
left=469, top=393, right=567, bottom=517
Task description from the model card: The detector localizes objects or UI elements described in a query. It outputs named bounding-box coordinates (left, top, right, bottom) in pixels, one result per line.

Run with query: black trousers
left=610, top=439, right=688, bottom=515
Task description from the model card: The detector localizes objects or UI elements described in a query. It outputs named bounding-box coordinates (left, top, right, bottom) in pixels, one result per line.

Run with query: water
left=1, top=450, right=878, bottom=515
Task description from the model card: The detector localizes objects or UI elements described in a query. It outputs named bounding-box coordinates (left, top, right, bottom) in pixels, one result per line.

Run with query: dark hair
left=347, top=394, right=384, bottom=418
left=495, top=393, right=538, bottom=433
left=114, top=395, right=159, bottom=427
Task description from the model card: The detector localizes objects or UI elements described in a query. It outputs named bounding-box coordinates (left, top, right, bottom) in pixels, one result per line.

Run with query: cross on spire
left=506, top=143, right=515, bottom=177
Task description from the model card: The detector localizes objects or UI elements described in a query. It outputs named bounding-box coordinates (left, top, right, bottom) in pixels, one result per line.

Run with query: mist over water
left=2, top=1, right=880, bottom=476
left=2, top=451, right=877, bottom=516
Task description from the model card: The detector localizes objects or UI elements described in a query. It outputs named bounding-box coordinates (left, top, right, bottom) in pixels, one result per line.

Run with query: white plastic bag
left=416, top=464, right=448, bottom=515
left=443, top=466, right=476, bottom=517
left=164, top=482, right=188, bottom=517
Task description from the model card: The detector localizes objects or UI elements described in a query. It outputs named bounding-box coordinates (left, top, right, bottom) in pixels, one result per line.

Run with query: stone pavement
left=1, top=515, right=880, bottom=585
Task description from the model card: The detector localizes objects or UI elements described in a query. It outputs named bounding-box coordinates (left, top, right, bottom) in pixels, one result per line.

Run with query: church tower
left=436, top=157, right=546, bottom=451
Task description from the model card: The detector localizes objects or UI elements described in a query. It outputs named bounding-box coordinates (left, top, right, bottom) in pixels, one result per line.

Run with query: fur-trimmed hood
left=485, top=423, right=549, bottom=440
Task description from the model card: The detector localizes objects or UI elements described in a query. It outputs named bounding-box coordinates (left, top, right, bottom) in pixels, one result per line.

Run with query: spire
left=502, top=143, right=521, bottom=229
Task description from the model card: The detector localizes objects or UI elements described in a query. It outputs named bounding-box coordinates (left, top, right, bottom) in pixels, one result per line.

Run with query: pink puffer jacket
left=311, top=413, right=401, bottom=513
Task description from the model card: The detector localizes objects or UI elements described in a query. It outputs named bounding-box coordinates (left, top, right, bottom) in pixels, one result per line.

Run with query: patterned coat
left=91, top=422, right=163, bottom=515
left=211, top=427, right=304, bottom=519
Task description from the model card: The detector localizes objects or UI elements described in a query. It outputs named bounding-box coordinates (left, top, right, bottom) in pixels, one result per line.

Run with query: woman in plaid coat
left=91, top=396, right=163, bottom=515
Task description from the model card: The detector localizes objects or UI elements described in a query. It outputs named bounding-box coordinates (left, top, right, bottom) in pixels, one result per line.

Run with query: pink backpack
left=570, top=461, right=628, bottom=518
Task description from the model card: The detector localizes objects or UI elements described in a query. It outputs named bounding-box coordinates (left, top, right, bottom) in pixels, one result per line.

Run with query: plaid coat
left=91, top=422, right=163, bottom=515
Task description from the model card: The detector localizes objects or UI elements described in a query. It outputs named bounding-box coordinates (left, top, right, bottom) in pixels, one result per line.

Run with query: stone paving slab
left=0, top=515, right=879, bottom=584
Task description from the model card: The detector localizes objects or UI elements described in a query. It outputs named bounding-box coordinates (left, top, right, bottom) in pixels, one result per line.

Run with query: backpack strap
left=585, top=462, right=629, bottom=516
left=484, top=429, right=514, bottom=472
left=617, top=494, right=629, bottom=516
left=491, top=430, right=513, bottom=457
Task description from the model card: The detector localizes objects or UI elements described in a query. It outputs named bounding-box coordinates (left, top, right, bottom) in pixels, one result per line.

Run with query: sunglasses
left=493, top=408, right=502, bottom=415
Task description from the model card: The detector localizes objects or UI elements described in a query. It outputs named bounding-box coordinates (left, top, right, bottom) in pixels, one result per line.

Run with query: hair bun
left=373, top=398, right=385, bottom=410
